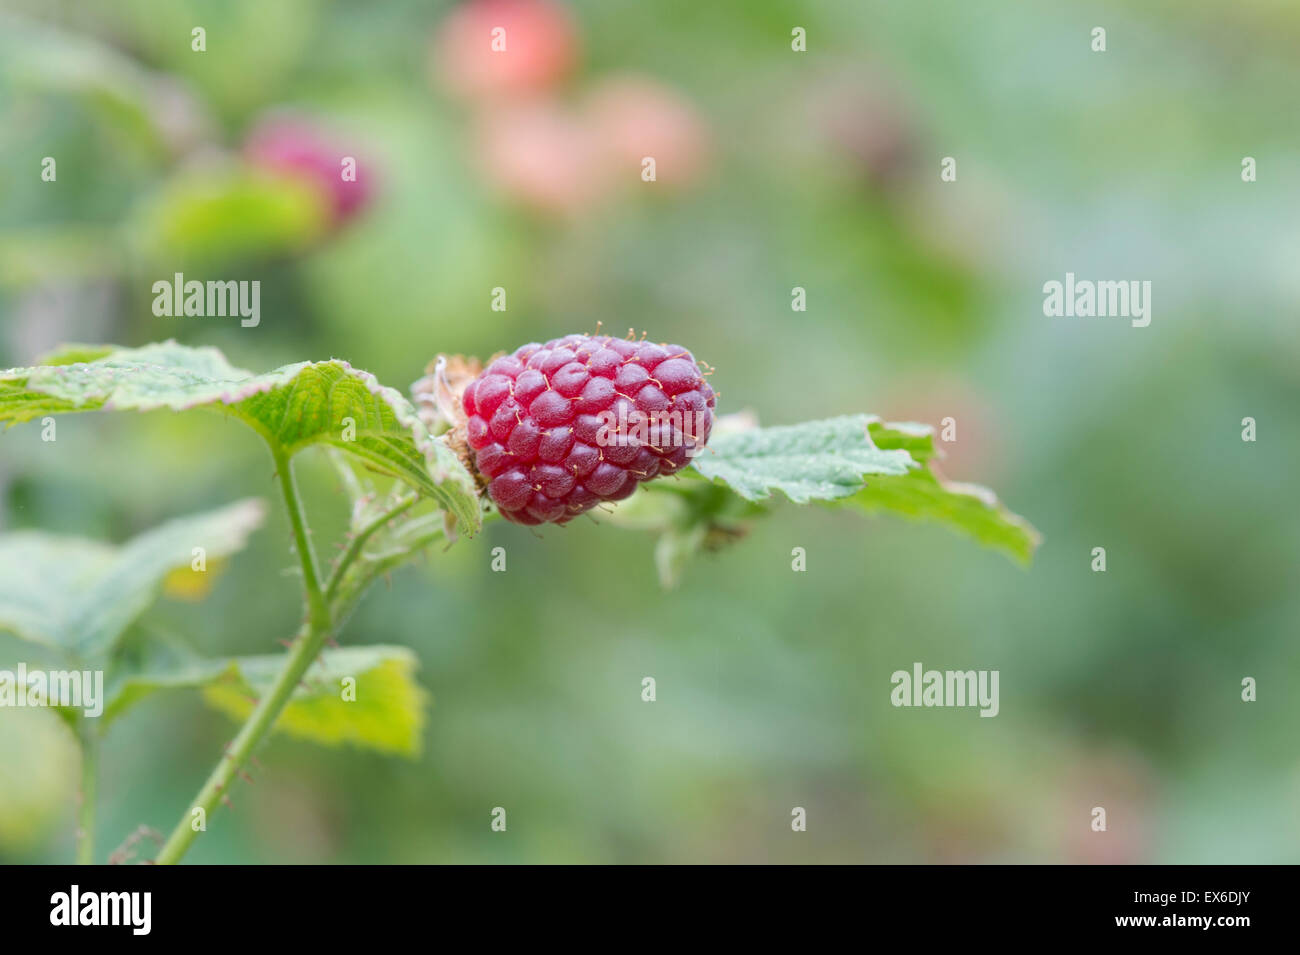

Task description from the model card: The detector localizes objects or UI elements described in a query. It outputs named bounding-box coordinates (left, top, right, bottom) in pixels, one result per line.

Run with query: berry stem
left=155, top=445, right=334, bottom=865
left=324, top=493, right=417, bottom=605
left=75, top=719, right=98, bottom=864
left=275, top=446, right=331, bottom=631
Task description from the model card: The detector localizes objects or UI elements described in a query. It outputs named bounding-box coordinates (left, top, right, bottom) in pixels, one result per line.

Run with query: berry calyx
left=460, top=333, right=716, bottom=525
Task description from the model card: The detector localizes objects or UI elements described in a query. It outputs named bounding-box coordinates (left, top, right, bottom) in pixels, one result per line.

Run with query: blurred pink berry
left=475, top=102, right=608, bottom=216
left=432, top=0, right=579, bottom=101
left=244, top=116, right=373, bottom=225
left=584, top=75, right=710, bottom=189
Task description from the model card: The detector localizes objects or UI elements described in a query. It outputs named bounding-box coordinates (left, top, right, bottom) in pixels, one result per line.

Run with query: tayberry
left=461, top=334, right=715, bottom=525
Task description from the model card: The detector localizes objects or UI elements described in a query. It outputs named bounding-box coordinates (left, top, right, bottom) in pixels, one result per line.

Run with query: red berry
left=430, top=0, right=579, bottom=102
left=462, top=334, right=715, bottom=525
left=244, top=115, right=373, bottom=225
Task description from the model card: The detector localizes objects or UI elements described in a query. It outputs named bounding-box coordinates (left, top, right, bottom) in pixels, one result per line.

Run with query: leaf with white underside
left=859, top=421, right=1040, bottom=565
left=105, top=640, right=426, bottom=756
left=689, top=414, right=913, bottom=503
left=684, top=414, right=1038, bottom=566
left=0, top=341, right=481, bottom=531
left=0, top=499, right=266, bottom=658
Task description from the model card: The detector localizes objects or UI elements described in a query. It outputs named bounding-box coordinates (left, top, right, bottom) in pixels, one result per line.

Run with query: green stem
left=275, top=446, right=330, bottom=630
left=329, top=523, right=446, bottom=627
left=76, top=722, right=98, bottom=865
left=154, top=447, right=333, bottom=865
left=324, top=494, right=416, bottom=606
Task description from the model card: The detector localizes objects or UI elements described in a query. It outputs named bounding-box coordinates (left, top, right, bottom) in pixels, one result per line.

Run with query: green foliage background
left=1, top=0, right=1298, bottom=863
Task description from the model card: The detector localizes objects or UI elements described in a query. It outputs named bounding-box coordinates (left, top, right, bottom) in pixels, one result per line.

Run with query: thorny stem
left=324, top=494, right=417, bottom=606
left=330, top=522, right=447, bottom=625
left=76, top=721, right=98, bottom=864
left=156, top=446, right=338, bottom=865
left=275, top=446, right=331, bottom=631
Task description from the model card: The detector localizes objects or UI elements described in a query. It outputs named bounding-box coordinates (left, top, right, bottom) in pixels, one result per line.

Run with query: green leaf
left=103, top=636, right=427, bottom=757
left=666, top=413, right=1038, bottom=573
left=689, top=413, right=913, bottom=503
left=0, top=535, right=116, bottom=653
left=0, top=499, right=266, bottom=658
left=0, top=341, right=482, bottom=531
left=103, top=632, right=236, bottom=727
left=201, top=646, right=427, bottom=757
left=856, top=422, right=1041, bottom=565
left=0, top=13, right=176, bottom=161
left=132, top=166, right=329, bottom=268
left=36, top=344, right=117, bottom=366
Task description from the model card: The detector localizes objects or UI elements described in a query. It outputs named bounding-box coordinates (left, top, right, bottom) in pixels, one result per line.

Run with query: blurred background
left=2, top=0, right=1299, bottom=863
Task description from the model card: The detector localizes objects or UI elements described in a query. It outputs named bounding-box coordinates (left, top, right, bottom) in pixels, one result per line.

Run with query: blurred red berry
left=432, top=0, right=579, bottom=101
left=462, top=333, right=716, bottom=525
left=244, top=116, right=373, bottom=225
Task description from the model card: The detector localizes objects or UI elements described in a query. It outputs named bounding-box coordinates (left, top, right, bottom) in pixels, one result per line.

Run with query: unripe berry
left=244, top=116, right=372, bottom=225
